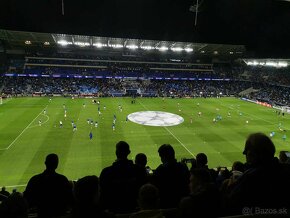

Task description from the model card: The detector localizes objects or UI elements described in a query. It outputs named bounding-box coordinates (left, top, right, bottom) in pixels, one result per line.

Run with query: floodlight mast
left=62, top=0, right=65, bottom=16
left=195, top=0, right=199, bottom=26
left=190, top=0, right=204, bottom=26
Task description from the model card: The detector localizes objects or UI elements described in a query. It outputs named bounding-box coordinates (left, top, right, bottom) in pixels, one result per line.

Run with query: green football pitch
left=0, top=97, right=289, bottom=192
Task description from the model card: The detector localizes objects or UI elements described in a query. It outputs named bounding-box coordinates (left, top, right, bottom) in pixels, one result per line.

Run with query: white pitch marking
left=137, top=100, right=195, bottom=157
left=164, top=127, right=195, bottom=158
left=28, top=114, right=50, bottom=129
left=0, top=106, right=48, bottom=150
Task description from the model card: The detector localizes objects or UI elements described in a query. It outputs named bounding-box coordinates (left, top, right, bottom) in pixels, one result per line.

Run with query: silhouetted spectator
left=99, top=141, right=147, bottom=214
left=279, top=151, right=290, bottom=164
left=196, top=153, right=218, bottom=182
left=130, top=184, right=163, bottom=218
left=0, top=192, right=28, bottom=218
left=153, top=144, right=189, bottom=208
left=0, top=187, right=10, bottom=197
left=196, top=153, right=208, bottom=168
left=221, top=161, right=244, bottom=190
left=73, top=175, right=111, bottom=218
left=0, top=186, right=10, bottom=202
left=24, top=153, right=72, bottom=218
left=135, top=153, right=147, bottom=168
left=216, top=167, right=230, bottom=188
left=135, top=153, right=151, bottom=175
left=179, top=168, right=220, bottom=218
left=220, top=162, right=244, bottom=211
left=227, top=133, right=290, bottom=215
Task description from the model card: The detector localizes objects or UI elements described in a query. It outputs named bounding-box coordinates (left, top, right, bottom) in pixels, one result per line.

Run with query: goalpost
left=0, top=97, right=2, bottom=105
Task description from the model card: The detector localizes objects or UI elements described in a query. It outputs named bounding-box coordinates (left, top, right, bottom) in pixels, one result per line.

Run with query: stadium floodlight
left=229, top=51, right=234, bottom=54
left=25, top=40, right=32, bottom=45
left=110, top=44, right=123, bottom=48
left=158, top=46, right=169, bottom=51
left=74, top=42, right=90, bottom=47
left=265, top=61, right=288, bottom=68
left=200, top=50, right=205, bottom=53
left=141, top=46, right=154, bottom=50
left=93, top=43, right=106, bottom=48
left=171, top=47, right=184, bottom=52
left=185, top=48, right=193, bottom=52
left=265, top=62, right=274, bottom=67
left=278, top=62, right=288, bottom=67
left=44, top=42, right=50, bottom=46
left=246, top=61, right=259, bottom=66
left=214, top=51, right=218, bottom=54
left=246, top=60, right=288, bottom=68
left=126, top=45, right=138, bottom=50
left=57, top=40, right=73, bottom=46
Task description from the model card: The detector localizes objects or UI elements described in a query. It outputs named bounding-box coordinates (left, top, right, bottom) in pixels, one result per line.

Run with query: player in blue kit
left=89, top=131, right=93, bottom=140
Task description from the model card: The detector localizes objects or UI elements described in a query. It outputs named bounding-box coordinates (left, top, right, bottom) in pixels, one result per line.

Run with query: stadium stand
left=1, top=33, right=290, bottom=218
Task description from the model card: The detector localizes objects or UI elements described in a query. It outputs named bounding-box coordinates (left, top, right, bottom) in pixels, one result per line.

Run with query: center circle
left=128, top=111, right=184, bottom=127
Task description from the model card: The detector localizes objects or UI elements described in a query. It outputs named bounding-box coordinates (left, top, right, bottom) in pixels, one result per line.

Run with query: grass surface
left=0, top=97, right=289, bottom=192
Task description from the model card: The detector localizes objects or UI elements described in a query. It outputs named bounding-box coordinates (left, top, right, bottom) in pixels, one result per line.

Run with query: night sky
left=1, top=0, right=290, bottom=54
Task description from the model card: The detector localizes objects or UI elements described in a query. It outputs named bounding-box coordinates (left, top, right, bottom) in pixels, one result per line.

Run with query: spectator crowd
left=1, top=133, right=290, bottom=218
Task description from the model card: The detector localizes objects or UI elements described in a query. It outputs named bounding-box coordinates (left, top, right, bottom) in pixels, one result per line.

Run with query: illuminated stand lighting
left=74, top=42, right=90, bottom=47
left=57, top=40, right=73, bottom=46
left=171, top=47, right=184, bottom=52
left=109, top=44, right=123, bottom=48
left=246, top=61, right=288, bottom=68
left=93, top=43, right=107, bottom=48
left=141, top=46, right=154, bottom=50
left=44, top=42, right=50, bottom=46
left=25, top=40, right=32, bottom=45
left=185, top=48, right=193, bottom=52
left=126, top=45, right=138, bottom=50
left=157, top=46, right=169, bottom=51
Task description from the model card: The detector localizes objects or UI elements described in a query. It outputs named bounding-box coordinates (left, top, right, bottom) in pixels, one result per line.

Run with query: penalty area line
left=0, top=106, right=48, bottom=151
left=137, top=99, right=195, bottom=158
left=164, top=127, right=195, bottom=158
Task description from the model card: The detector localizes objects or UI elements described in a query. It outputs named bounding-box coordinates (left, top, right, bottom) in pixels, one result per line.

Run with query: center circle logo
left=128, top=111, right=184, bottom=127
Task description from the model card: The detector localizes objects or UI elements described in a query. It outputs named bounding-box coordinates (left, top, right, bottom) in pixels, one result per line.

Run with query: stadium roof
left=1, top=0, right=290, bottom=57
left=0, top=29, right=246, bottom=58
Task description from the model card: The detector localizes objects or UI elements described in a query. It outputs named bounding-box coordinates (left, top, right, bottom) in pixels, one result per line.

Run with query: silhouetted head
left=158, top=144, right=175, bottom=164
left=116, top=141, right=130, bottom=159
left=196, top=153, right=208, bottom=168
left=74, top=176, right=99, bottom=205
left=45, top=153, right=59, bottom=171
left=243, top=133, right=275, bottom=166
left=279, top=151, right=289, bottom=163
left=1, top=192, right=28, bottom=218
left=232, top=161, right=244, bottom=172
left=138, top=184, right=160, bottom=210
left=135, top=153, right=147, bottom=167
left=189, top=168, right=212, bottom=194
left=2, top=186, right=6, bottom=191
